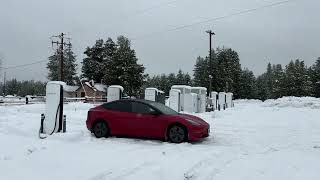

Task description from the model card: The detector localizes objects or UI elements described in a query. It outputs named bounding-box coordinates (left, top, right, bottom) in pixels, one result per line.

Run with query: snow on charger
left=39, top=81, right=67, bottom=138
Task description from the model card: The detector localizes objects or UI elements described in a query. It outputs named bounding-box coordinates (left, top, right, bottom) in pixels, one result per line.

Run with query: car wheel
left=93, top=121, right=109, bottom=138
left=168, top=125, right=187, bottom=143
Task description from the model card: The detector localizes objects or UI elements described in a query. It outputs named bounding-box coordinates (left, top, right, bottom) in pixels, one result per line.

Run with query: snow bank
left=263, top=96, right=320, bottom=109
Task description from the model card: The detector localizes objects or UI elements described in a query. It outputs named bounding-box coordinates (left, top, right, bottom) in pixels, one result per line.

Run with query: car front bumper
left=188, top=126, right=210, bottom=141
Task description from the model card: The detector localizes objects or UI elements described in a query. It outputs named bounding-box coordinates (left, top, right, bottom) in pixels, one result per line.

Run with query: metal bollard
left=40, top=114, right=45, bottom=133
left=63, top=115, right=66, bottom=133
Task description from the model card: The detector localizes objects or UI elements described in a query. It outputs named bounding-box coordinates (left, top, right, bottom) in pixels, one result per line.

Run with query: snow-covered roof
left=145, top=87, right=165, bottom=94
left=226, top=92, right=233, bottom=96
left=47, top=81, right=67, bottom=87
left=94, top=84, right=107, bottom=92
left=64, top=85, right=80, bottom=92
left=219, top=92, right=226, bottom=95
left=211, top=91, right=218, bottom=94
left=108, top=85, right=124, bottom=91
left=85, top=82, right=93, bottom=89
left=170, top=89, right=181, bottom=93
left=171, top=85, right=192, bottom=89
left=191, top=87, right=207, bottom=91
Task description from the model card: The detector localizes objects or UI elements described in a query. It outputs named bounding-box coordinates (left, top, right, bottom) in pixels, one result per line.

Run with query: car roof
left=108, top=99, right=156, bottom=105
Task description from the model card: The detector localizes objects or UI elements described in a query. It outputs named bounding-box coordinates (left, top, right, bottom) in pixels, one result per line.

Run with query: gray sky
left=0, top=0, right=319, bottom=82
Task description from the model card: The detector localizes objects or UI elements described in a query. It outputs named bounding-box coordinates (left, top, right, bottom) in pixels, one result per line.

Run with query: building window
left=81, top=92, right=85, bottom=97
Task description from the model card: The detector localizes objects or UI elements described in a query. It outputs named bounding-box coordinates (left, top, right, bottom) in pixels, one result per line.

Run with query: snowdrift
left=263, top=96, right=320, bottom=109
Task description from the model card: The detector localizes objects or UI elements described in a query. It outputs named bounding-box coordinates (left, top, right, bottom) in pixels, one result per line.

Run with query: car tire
left=93, top=121, right=109, bottom=138
left=167, top=125, right=187, bottom=143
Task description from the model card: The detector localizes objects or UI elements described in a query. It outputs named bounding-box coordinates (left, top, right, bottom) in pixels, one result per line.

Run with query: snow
left=1, top=98, right=320, bottom=180
left=94, top=84, right=107, bottom=92
left=64, top=85, right=79, bottom=92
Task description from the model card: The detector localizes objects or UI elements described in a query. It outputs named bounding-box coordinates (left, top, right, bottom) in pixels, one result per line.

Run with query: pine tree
left=238, top=69, right=257, bottom=99
left=265, top=63, right=273, bottom=98
left=272, top=64, right=285, bottom=98
left=256, top=74, right=268, bottom=101
left=215, top=48, right=242, bottom=98
left=47, top=44, right=77, bottom=85
left=103, top=36, right=145, bottom=96
left=310, top=57, right=320, bottom=97
left=193, top=56, right=209, bottom=88
left=82, top=39, right=108, bottom=83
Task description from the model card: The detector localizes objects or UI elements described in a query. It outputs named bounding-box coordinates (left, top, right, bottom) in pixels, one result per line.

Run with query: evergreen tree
left=176, top=69, right=185, bottom=85
left=265, top=63, right=273, bottom=98
left=215, top=48, right=242, bottom=98
left=238, top=69, right=257, bottom=99
left=310, top=57, right=320, bottom=97
left=193, top=56, right=209, bottom=88
left=256, top=74, right=268, bottom=101
left=47, top=44, right=77, bottom=85
left=82, top=39, right=109, bottom=83
left=103, top=36, right=145, bottom=96
left=272, top=64, right=285, bottom=98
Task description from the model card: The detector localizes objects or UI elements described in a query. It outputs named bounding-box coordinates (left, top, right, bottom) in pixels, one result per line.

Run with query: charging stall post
left=169, top=89, right=181, bottom=112
left=211, top=91, right=218, bottom=111
left=218, top=92, right=226, bottom=111
left=39, top=81, right=66, bottom=138
left=171, top=85, right=192, bottom=113
left=144, top=88, right=165, bottom=104
left=107, top=85, right=124, bottom=102
left=226, top=92, right=234, bottom=108
left=191, top=87, right=207, bottom=113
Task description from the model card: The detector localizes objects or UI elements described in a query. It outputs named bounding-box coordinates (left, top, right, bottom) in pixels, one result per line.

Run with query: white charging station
left=191, top=87, right=207, bottom=113
left=171, top=85, right=192, bottom=112
left=39, top=81, right=66, bottom=138
left=218, top=92, right=226, bottom=111
left=211, top=91, right=218, bottom=110
left=191, top=93, right=198, bottom=113
left=107, top=85, right=124, bottom=102
left=169, top=89, right=181, bottom=112
left=145, top=88, right=165, bottom=104
left=226, top=92, right=234, bottom=108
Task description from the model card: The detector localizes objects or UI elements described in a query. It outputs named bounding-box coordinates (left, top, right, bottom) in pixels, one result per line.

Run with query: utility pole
left=51, top=33, right=71, bottom=82
left=206, top=30, right=215, bottom=97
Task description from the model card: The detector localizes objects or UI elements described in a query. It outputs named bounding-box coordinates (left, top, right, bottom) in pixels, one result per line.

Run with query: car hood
left=174, top=113, right=209, bottom=126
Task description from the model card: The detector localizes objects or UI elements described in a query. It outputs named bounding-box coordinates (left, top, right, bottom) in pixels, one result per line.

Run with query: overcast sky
left=0, top=0, right=319, bottom=82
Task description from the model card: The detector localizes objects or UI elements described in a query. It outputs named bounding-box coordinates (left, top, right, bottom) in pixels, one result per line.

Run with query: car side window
left=131, top=102, right=156, bottom=114
left=102, top=101, right=131, bottom=112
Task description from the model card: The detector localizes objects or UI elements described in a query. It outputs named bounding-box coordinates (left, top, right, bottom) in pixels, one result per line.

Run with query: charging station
left=39, top=81, right=66, bottom=138
left=145, top=88, right=165, bottom=104
left=169, top=89, right=181, bottom=112
left=211, top=91, right=218, bottom=111
left=191, top=87, right=207, bottom=113
left=218, top=92, right=226, bottom=111
left=226, top=92, right=234, bottom=108
left=107, top=85, right=124, bottom=102
left=171, top=85, right=192, bottom=112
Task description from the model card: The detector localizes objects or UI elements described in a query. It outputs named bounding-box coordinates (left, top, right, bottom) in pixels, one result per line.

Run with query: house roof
left=94, top=83, right=107, bottom=92
left=64, top=85, right=80, bottom=92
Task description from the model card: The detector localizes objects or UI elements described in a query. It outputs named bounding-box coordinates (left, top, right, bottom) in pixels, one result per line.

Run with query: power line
left=0, top=60, right=48, bottom=71
left=132, top=0, right=297, bottom=40
left=126, top=0, right=183, bottom=18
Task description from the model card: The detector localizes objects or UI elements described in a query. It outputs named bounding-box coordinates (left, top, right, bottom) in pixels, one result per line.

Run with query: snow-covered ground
left=1, top=97, right=320, bottom=180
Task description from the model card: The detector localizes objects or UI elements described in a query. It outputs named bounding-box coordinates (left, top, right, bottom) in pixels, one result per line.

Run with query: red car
left=86, top=99, right=210, bottom=143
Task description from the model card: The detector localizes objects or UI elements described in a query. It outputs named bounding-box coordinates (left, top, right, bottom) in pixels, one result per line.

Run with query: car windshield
left=148, top=101, right=178, bottom=115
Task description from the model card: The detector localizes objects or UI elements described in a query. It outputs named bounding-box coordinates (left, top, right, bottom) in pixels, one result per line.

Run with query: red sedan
left=86, top=99, right=210, bottom=143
